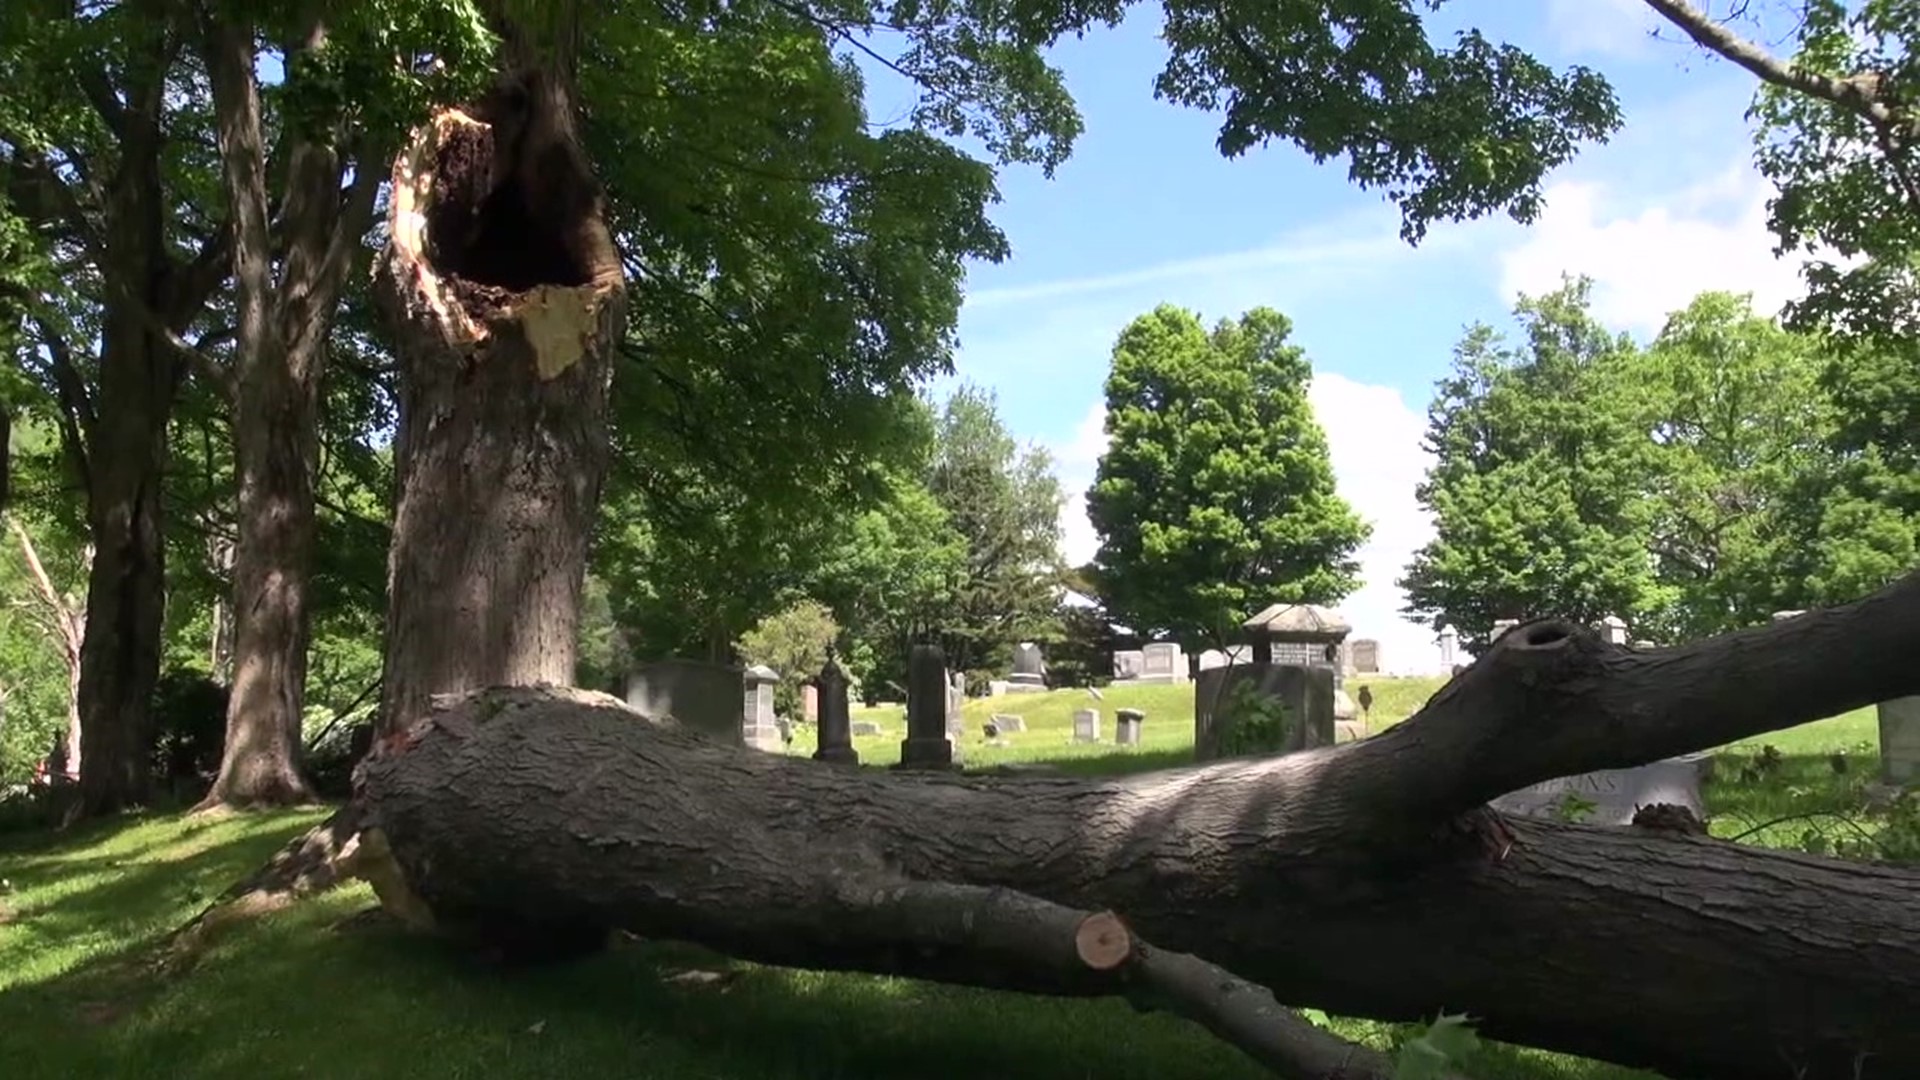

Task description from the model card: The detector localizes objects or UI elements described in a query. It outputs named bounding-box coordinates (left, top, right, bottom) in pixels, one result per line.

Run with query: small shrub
left=1215, top=680, right=1292, bottom=758
left=150, top=669, right=228, bottom=797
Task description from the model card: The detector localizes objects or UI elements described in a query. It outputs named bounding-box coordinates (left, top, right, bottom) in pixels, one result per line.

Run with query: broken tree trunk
left=371, top=19, right=626, bottom=735
left=346, top=570, right=1920, bottom=1080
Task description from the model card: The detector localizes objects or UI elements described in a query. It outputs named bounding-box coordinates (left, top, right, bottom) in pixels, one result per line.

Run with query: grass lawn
left=0, top=676, right=1884, bottom=1080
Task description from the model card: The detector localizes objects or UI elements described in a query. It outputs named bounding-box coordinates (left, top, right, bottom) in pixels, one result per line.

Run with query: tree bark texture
left=75, top=37, right=180, bottom=815
left=197, top=12, right=382, bottom=808
left=351, top=568, right=1920, bottom=1080
left=372, top=22, right=626, bottom=734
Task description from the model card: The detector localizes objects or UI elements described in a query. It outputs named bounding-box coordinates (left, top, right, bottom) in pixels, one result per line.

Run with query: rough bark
left=371, top=16, right=626, bottom=734
left=196, top=11, right=380, bottom=808
left=345, top=568, right=1920, bottom=1080
left=75, top=36, right=179, bottom=815
left=2, top=2, right=233, bottom=818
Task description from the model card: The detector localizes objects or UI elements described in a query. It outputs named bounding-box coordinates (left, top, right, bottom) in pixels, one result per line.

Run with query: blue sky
left=878, top=0, right=1818, bottom=672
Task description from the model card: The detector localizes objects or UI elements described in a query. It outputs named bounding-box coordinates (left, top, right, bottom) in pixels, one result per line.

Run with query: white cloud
left=1046, top=375, right=1447, bottom=675
left=966, top=206, right=1478, bottom=315
left=1052, top=401, right=1109, bottom=569
left=1497, top=165, right=1811, bottom=334
left=1307, top=373, right=1440, bottom=675
left=968, top=232, right=1416, bottom=311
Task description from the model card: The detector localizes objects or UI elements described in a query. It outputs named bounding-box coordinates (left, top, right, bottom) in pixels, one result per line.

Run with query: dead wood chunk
left=1631, top=802, right=1708, bottom=836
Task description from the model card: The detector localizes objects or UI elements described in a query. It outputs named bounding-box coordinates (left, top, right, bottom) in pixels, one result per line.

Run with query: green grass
left=0, top=678, right=1885, bottom=1080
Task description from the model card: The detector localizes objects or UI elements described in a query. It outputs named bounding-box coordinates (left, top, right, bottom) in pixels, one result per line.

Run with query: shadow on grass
left=0, top=809, right=326, bottom=996
left=1, top=886, right=1279, bottom=1080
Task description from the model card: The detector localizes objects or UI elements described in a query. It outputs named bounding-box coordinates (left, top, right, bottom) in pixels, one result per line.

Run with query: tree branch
left=824, top=882, right=1453, bottom=1080
left=1353, top=566, right=1920, bottom=821
left=6, top=516, right=83, bottom=661
left=1639, top=0, right=1896, bottom=124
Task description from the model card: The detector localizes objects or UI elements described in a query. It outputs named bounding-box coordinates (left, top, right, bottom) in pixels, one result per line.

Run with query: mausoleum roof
left=1242, top=603, right=1351, bottom=640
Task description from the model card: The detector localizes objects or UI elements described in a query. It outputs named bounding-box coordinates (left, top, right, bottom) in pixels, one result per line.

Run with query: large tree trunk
left=76, top=82, right=179, bottom=815
left=196, top=12, right=380, bottom=808
left=5, top=1, right=232, bottom=818
left=343, top=571, right=1920, bottom=1080
left=372, top=15, right=626, bottom=734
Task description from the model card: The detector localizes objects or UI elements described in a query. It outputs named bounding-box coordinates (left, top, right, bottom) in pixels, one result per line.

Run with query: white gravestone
left=1880, top=697, right=1920, bottom=786
left=1138, top=642, right=1188, bottom=684
left=1197, top=649, right=1229, bottom=672
left=1112, top=650, right=1145, bottom=681
left=1115, top=708, right=1144, bottom=746
left=1599, top=615, right=1629, bottom=645
left=1492, top=753, right=1711, bottom=826
left=1437, top=626, right=1458, bottom=669
left=1073, top=708, right=1101, bottom=743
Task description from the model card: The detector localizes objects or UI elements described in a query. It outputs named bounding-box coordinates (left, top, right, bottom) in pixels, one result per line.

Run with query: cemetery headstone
left=626, top=658, right=755, bottom=745
left=1138, top=642, right=1188, bottom=684
left=801, top=684, right=819, bottom=723
left=741, top=664, right=784, bottom=752
left=1349, top=639, right=1381, bottom=674
left=950, top=671, right=970, bottom=762
left=990, top=713, right=1027, bottom=733
left=812, top=654, right=858, bottom=765
left=1598, top=615, right=1629, bottom=645
left=1491, top=753, right=1712, bottom=826
left=1437, top=626, right=1458, bottom=669
left=1112, top=650, right=1146, bottom=681
left=1491, top=619, right=1519, bottom=642
left=1116, top=708, right=1144, bottom=746
left=1193, top=664, right=1334, bottom=761
left=1879, top=696, right=1920, bottom=786
left=1197, top=649, right=1229, bottom=672
left=898, top=645, right=957, bottom=770
left=1007, top=642, right=1047, bottom=692
left=850, top=720, right=884, bottom=738
left=1073, top=708, right=1101, bottom=743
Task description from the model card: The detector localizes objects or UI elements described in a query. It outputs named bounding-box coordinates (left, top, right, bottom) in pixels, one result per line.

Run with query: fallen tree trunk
left=236, top=570, right=1920, bottom=1080
left=353, top=685, right=1918, bottom=1080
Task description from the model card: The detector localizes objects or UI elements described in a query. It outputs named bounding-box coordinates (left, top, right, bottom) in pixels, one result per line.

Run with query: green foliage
left=1405, top=280, right=1920, bottom=646
left=1394, top=1012, right=1482, bottom=1080
left=923, top=384, right=1065, bottom=674
left=149, top=668, right=227, bottom=797
left=575, top=574, right=630, bottom=695
left=1552, top=792, right=1597, bottom=825
left=1632, top=292, right=1841, bottom=638
left=1089, top=305, right=1366, bottom=648
left=273, top=0, right=497, bottom=146
left=1152, top=2, right=1621, bottom=241
left=736, top=600, right=841, bottom=718
left=1212, top=678, right=1292, bottom=759
left=1748, top=2, right=1920, bottom=346
left=1399, top=278, right=1663, bottom=651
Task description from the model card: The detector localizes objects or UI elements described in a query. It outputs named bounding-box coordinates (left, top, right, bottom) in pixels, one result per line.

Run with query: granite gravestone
left=1007, top=642, right=1047, bottom=692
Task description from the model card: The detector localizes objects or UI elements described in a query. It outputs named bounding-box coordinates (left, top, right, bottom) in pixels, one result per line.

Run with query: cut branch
left=786, top=882, right=1446, bottom=1080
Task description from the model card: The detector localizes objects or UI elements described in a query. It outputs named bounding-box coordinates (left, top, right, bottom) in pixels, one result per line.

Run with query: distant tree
left=1399, top=279, right=1662, bottom=652
left=735, top=600, right=840, bottom=719
left=921, top=385, right=1065, bottom=674
left=1087, top=304, right=1367, bottom=650
left=1632, top=292, right=1838, bottom=638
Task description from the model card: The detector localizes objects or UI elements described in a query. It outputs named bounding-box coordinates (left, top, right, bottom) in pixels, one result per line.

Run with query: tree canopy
left=1087, top=304, right=1366, bottom=649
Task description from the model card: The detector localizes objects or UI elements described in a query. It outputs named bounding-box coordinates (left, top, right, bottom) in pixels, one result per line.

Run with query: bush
left=150, top=668, right=228, bottom=799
